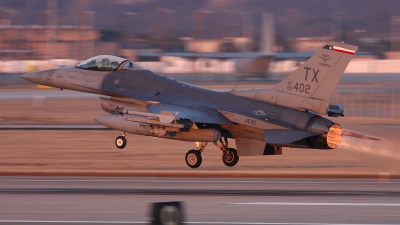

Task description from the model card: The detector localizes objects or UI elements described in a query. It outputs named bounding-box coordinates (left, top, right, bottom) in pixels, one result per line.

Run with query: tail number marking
left=291, top=82, right=310, bottom=94
left=304, top=67, right=319, bottom=83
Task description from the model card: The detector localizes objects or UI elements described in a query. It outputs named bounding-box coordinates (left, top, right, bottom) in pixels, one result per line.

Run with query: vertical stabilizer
left=259, top=13, right=275, bottom=55
left=274, top=42, right=357, bottom=101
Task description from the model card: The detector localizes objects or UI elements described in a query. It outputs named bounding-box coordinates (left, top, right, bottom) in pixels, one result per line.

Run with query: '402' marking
left=287, top=82, right=310, bottom=94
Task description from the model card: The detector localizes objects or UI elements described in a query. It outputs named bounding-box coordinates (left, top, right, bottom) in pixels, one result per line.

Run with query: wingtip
left=327, top=42, right=358, bottom=52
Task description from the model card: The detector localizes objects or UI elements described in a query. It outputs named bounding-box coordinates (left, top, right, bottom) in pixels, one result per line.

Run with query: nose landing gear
left=184, top=141, right=207, bottom=169
left=185, top=150, right=202, bottom=168
left=115, top=132, right=127, bottom=149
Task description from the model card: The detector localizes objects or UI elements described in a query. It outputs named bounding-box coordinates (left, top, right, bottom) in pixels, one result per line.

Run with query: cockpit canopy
left=76, top=55, right=147, bottom=71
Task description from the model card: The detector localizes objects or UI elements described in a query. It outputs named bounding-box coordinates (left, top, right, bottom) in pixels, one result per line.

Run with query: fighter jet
left=21, top=42, right=376, bottom=168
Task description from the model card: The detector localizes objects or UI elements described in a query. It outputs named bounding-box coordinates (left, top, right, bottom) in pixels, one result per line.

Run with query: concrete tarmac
left=1, top=125, right=400, bottom=177
left=0, top=177, right=400, bottom=224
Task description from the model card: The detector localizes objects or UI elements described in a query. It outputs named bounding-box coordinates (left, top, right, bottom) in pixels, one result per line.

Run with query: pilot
left=102, top=58, right=111, bottom=69
left=110, top=61, right=119, bottom=68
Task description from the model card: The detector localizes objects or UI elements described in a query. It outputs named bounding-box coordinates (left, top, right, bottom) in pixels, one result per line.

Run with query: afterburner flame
left=327, top=124, right=342, bottom=149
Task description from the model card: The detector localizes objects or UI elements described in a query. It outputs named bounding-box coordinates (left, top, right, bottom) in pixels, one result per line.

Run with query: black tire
left=185, top=150, right=202, bottom=169
left=115, top=136, right=127, bottom=149
left=222, top=148, right=239, bottom=167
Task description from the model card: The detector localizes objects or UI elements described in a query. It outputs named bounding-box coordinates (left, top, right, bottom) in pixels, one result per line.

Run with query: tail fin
left=274, top=42, right=357, bottom=101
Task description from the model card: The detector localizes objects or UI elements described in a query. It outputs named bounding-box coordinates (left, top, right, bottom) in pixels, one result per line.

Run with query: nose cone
left=95, top=115, right=109, bottom=126
left=21, top=69, right=56, bottom=86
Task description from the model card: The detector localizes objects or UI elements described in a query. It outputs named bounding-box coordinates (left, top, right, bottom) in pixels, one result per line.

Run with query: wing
left=72, top=80, right=234, bottom=125
left=101, top=97, right=233, bottom=125
left=147, top=103, right=233, bottom=125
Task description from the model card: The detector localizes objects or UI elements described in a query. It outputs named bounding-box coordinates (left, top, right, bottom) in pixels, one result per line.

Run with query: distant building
left=290, top=37, right=332, bottom=52
left=0, top=25, right=102, bottom=60
left=181, top=37, right=252, bottom=53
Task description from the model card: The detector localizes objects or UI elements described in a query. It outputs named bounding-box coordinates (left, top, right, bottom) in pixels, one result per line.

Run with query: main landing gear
left=114, top=132, right=239, bottom=169
left=115, top=132, right=127, bottom=149
left=184, top=138, right=239, bottom=169
left=222, top=148, right=239, bottom=167
left=215, top=137, right=239, bottom=167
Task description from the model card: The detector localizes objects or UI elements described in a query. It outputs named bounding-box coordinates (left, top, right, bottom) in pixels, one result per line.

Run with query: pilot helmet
left=102, top=58, right=110, bottom=66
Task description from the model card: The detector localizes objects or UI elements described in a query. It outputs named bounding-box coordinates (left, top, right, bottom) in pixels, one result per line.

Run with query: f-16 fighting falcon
left=21, top=42, right=377, bottom=168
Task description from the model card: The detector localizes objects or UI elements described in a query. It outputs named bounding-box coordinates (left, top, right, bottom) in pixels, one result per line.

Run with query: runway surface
left=0, top=89, right=103, bottom=100
left=0, top=124, right=109, bottom=130
left=1, top=176, right=400, bottom=224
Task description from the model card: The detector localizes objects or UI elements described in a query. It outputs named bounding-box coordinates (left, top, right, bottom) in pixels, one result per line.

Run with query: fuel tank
left=95, top=114, right=220, bottom=142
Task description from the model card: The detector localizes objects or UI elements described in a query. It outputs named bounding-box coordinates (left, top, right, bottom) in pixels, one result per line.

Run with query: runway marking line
left=2, top=179, right=400, bottom=184
left=228, top=202, right=400, bottom=207
left=0, top=221, right=397, bottom=225
left=0, top=220, right=139, bottom=224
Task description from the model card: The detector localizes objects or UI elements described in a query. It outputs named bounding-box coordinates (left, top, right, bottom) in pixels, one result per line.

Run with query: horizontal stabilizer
left=342, top=130, right=380, bottom=141
left=264, top=129, right=317, bottom=144
left=327, top=104, right=345, bottom=117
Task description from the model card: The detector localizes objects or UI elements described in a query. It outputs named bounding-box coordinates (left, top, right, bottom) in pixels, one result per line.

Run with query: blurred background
left=1, top=0, right=400, bottom=120
left=0, top=0, right=400, bottom=70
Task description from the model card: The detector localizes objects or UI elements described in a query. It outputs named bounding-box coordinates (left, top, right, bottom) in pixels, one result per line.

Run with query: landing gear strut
left=215, top=137, right=239, bottom=167
left=115, top=132, right=127, bottom=149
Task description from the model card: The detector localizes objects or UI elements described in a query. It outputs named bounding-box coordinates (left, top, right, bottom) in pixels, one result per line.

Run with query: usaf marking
left=245, top=118, right=256, bottom=126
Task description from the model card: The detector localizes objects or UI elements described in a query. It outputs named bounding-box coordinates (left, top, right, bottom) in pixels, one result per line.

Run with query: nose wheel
left=185, top=150, right=202, bottom=168
left=115, top=133, right=127, bottom=149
